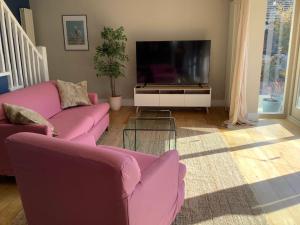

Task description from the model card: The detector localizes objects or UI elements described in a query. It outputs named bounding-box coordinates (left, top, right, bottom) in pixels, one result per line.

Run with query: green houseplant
left=94, top=26, right=129, bottom=111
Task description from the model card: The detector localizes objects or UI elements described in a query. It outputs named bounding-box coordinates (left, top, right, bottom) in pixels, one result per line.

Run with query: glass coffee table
left=123, top=110, right=176, bottom=152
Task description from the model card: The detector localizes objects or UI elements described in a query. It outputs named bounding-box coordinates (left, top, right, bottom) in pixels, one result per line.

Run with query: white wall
left=29, top=0, right=230, bottom=103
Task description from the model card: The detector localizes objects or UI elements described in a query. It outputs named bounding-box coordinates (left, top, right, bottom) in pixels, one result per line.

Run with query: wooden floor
left=0, top=107, right=300, bottom=225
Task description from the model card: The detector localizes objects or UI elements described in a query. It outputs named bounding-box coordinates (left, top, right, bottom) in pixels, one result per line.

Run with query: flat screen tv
left=136, top=40, right=211, bottom=85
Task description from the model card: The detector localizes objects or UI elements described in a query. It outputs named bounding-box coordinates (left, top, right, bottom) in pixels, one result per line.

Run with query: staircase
left=0, top=0, right=49, bottom=92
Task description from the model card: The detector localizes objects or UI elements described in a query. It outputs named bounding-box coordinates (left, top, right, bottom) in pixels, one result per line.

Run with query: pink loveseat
left=6, top=132, right=186, bottom=225
left=0, top=81, right=110, bottom=176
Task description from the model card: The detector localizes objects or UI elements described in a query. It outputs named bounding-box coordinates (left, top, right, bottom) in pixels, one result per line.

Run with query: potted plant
left=94, top=26, right=129, bottom=111
left=262, top=80, right=284, bottom=113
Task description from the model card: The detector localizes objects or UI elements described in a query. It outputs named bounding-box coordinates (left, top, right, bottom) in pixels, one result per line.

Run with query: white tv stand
left=134, top=85, right=211, bottom=113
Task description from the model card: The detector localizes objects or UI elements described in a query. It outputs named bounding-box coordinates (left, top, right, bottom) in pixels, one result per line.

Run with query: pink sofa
left=6, top=132, right=186, bottom=225
left=0, top=82, right=110, bottom=176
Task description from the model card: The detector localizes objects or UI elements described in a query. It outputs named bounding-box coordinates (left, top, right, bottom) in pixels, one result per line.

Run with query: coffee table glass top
left=123, top=110, right=176, bottom=152
left=124, top=110, right=176, bottom=131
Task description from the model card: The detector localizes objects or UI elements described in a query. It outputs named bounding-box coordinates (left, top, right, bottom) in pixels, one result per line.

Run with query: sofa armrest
left=129, top=150, right=180, bottom=224
left=0, top=123, right=52, bottom=138
left=0, top=124, right=52, bottom=175
left=139, top=150, right=179, bottom=191
left=88, top=92, right=98, bottom=105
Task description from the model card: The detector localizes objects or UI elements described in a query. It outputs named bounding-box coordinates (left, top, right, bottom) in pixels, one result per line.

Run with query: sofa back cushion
left=0, top=82, right=61, bottom=121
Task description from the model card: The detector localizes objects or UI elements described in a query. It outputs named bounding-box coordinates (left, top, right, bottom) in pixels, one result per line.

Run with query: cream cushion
left=56, top=80, right=91, bottom=109
left=3, top=103, right=56, bottom=135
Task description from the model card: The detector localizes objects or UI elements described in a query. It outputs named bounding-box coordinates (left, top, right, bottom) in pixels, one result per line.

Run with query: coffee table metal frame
left=122, top=110, right=176, bottom=151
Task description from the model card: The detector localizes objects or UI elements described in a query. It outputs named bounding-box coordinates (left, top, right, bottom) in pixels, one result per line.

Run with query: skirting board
left=100, top=98, right=225, bottom=107
left=287, top=115, right=300, bottom=127
left=248, top=113, right=259, bottom=122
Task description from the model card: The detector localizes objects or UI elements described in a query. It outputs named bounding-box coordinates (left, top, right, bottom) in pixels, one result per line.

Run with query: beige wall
left=30, top=0, right=229, bottom=102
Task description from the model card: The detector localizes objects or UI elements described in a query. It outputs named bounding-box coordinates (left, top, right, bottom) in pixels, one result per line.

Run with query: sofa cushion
left=56, top=80, right=91, bottom=109
left=3, top=103, right=56, bottom=135
left=0, top=82, right=61, bottom=121
left=49, top=112, right=94, bottom=140
left=49, top=103, right=110, bottom=140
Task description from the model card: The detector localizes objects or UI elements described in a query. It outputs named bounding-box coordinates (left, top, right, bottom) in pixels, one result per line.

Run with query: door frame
left=287, top=0, right=300, bottom=123
left=290, top=44, right=300, bottom=119
left=258, top=0, right=299, bottom=118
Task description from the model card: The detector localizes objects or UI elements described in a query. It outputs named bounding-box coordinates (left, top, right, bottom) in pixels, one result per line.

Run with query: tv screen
left=136, top=40, right=211, bottom=85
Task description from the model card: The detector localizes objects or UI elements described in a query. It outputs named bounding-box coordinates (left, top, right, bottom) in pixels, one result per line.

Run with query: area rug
left=100, top=125, right=268, bottom=225
left=12, top=125, right=267, bottom=225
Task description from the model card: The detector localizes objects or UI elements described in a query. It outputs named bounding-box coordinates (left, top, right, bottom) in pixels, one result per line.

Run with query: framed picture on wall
left=62, top=15, right=89, bottom=51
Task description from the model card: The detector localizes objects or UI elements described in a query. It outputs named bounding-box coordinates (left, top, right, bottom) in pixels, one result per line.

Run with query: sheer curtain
left=226, top=0, right=251, bottom=126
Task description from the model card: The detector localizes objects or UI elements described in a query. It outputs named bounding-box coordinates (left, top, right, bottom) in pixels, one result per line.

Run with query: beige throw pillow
left=3, top=103, right=57, bottom=135
left=56, top=80, right=91, bottom=109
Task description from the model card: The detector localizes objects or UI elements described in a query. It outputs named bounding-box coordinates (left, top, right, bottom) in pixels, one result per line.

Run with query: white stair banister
left=0, top=0, right=49, bottom=91
left=37, top=47, right=49, bottom=82
left=13, top=23, right=24, bottom=86
left=7, top=15, right=18, bottom=87
left=19, top=33, right=28, bottom=86
left=0, top=24, right=5, bottom=72
left=31, top=48, right=37, bottom=84
left=0, top=3, right=12, bottom=87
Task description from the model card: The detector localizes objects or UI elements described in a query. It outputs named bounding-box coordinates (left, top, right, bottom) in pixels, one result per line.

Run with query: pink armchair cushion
left=48, top=103, right=110, bottom=140
left=0, top=82, right=61, bottom=121
left=100, top=145, right=187, bottom=181
left=98, top=145, right=158, bottom=171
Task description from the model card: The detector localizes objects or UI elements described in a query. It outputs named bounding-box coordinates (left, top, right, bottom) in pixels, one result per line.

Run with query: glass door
left=258, top=0, right=295, bottom=114
left=291, top=47, right=300, bottom=120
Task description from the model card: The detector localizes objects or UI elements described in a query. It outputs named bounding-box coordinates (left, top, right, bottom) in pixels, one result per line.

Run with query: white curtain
left=226, top=0, right=251, bottom=126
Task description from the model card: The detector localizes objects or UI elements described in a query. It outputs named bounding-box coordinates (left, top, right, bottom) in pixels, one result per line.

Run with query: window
left=258, top=0, right=294, bottom=113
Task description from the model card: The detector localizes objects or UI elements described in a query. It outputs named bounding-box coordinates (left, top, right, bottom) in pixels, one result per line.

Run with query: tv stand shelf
left=134, top=85, right=211, bottom=111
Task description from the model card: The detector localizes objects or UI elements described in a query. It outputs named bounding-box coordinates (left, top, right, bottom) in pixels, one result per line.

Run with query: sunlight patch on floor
left=222, top=123, right=295, bottom=148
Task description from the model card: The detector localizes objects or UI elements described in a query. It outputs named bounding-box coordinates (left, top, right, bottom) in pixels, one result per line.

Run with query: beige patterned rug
left=12, top=125, right=267, bottom=225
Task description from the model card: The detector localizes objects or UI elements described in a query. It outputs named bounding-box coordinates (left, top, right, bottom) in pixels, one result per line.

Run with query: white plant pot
left=109, top=96, right=122, bottom=111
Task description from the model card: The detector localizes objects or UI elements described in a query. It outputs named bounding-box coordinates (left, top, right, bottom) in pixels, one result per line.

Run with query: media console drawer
left=185, top=94, right=211, bottom=107
left=134, top=94, right=159, bottom=106
left=159, top=94, right=185, bottom=106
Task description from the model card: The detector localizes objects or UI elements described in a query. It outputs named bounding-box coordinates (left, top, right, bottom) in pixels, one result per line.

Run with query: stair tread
left=0, top=72, right=11, bottom=77
left=9, top=85, right=24, bottom=91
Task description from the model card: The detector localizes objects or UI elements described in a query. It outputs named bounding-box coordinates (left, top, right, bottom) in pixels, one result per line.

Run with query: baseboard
left=122, top=99, right=135, bottom=106
left=100, top=98, right=226, bottom=107
left=211, top=100, right=225, bottom=107
left=248, top=112, right=259, bottom=121
left=287, top=115, right=300, bottom=127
